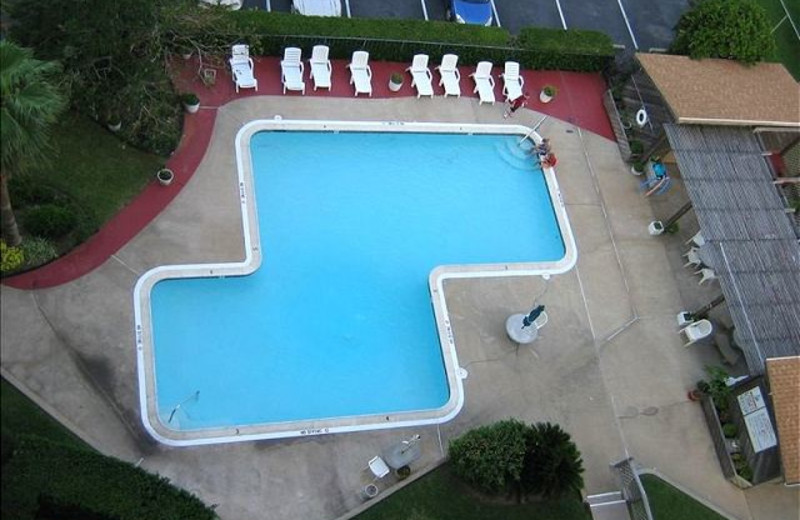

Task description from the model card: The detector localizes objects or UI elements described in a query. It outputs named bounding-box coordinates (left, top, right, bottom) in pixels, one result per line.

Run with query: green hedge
left=1, top=436, right=216, bottom=520
left=215, top=11, right=613, bottom=72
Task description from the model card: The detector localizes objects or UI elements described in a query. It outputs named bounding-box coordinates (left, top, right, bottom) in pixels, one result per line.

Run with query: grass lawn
left=753, top=0, right=800, bottom=79
left=355, top=464, right=589, bottom=520
left=33, top=112, right=165, bottom=228
left=640, top=474, right=727, bottom=520
left=0, top=378, right=89, bottom=451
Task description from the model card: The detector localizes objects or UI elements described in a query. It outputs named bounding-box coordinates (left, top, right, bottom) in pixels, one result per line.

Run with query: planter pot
left=688, top=389, right=703, bottom=401
left=157, top=168, right=174, bottom=186
left=388, top=79, right=403, bottom=92
left=361, top=483, right=379, bottom=500
left=395, top=465, right=411, bottom=480
left=539, top=91, right=553, bottom=103
left=107, top=122, right=121, bottom=132
left=648, top=220, right=664, bottom=236
left=631, top=165, right=645, bottom=176
left=184, top=102, right=200, bottom=114
left=677, top=311, right=694, bottom=327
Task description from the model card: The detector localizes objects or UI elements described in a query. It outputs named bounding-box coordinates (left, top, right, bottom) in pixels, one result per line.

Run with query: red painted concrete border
left=4, top=57, right=612, bottom=290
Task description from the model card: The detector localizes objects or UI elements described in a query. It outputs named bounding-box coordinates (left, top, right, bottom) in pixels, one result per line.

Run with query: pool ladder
left=168, top=390, right=200, bottom=424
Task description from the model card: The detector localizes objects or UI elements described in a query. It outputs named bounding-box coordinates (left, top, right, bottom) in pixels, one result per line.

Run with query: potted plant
left=181, top=92, right=200, bottom=114
left=688, top=379, right=709, bottom=401
left=648, top=220, right=664, bottom=236
left=631, top=160, right=645, bottom=176
left=107, top=116, right=121, bottom=132
left=156, top=168, right=174, bottom=186
left=629, top=140, right=644, bottom=158
left=395, top=465, right=411, bottom=480
left=388, top=72, right=404, bottom=92
left=539, top=85, right=557, bottom=103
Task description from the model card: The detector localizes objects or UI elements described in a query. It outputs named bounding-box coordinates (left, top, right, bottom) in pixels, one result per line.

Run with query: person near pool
left=541, top=152, right=558, bottom=168
left=535, top=138, right=551, bottom=156
left=503, top=91, right=530, bottom=119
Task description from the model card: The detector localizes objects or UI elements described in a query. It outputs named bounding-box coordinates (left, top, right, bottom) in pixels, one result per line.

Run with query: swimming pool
left=134, top=120, right=576, bottom=446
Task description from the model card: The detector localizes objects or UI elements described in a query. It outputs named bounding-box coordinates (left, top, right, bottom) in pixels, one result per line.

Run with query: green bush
left=8, top=175, right=59, bottom=206
left=1, top=436, right=217, bottom=520
left=23, top=204, right=78, bottom=239
left=670, top=0, right=775, bottom=65
left=722, top=423, right=739, bottom=438
left=521, top=422, right=584, bottom=499
left=448, top=418, right=528, bottom=495
left=1, top=241, right=26, bottom=273
left=20, top=237, right=58, bottom=266
left=449, top=419, right=585, bottom=499
left=222, top=11, right=613, bottom=72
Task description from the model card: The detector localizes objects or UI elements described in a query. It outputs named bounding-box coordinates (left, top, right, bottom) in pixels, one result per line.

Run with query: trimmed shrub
left=1, top=436, right=217, bottom=520
left=521, top=422, right=584, bottom=499
left=221, top=11, right=613, bottom=72
left=670, top=0, right=775, bottom=65
left=722, top=423, right=739, bottom=439
left=23, top=204, right=78, bottom=239
left=1, top=240, right=26, bottom=273
left=448, top=418, right=528, bottom=495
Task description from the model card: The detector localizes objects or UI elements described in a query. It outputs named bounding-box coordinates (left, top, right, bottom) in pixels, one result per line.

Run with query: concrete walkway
left=1, top=96, right=796, bottom=520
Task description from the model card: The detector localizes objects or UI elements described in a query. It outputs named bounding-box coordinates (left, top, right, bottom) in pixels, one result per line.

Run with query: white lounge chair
left=280, top=47, right=306, bottom=95
left=229, top=44, right=258, bottom=93
left=681, top=319, right=713, bottom=347
left=470, top=61, right=495, bottom=105
left=500, top=61, right=524, bottom=102
left=406, top=54, right=434, bottom=98
left=534, top=310, right=548, bottom=330
left=308, top=45, right=332, bottom=91
left=348, top=51, right=373, bottom=97
left=436, top=54, right=461, bottom=98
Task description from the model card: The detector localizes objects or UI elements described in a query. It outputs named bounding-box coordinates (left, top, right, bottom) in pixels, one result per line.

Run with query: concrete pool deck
left=1, top=95, right=797, bottom=519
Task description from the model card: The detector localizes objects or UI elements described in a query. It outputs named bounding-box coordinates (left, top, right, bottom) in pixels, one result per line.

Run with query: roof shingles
left=637, top=53, right=800, bottom=127
left=766, top=357, right=800, bottom=485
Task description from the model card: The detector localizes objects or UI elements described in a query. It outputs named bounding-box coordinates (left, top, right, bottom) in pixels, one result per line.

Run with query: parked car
left=199, top=0, right=242, bottom=9
left=292, top=0, right=341, bottom=17
left=447, top=0, right=492, bottom=26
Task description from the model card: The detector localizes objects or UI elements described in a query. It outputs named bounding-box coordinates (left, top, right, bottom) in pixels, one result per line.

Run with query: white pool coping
left=133, top=119, right=577, bottom=446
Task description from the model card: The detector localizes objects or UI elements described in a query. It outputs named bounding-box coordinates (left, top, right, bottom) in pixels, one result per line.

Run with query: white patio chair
left=308, top=45, right=332, bottom=91
left=500, top=61, right=524, bottom=102
left=348, top=51, right=373, bottom=97
left=280, top=47, right=306, bottom=95
left=229, top=44, right=258, bottom=93
left=534, top=310, right=548, bottom=330
left=680, top=319, right=713, bottom=347
left=469, top=61, right=495, bottom=105
left=366, top=456, right=390, bottom=480
left=406, top=54, right=434, bottom=98
left=695, top=267, right=717, bottom=285
left=436, top=54, right=461, bottom=98
left=683, top=247, right=702, bottom=268
left=685, top=230, right=706, bottom=247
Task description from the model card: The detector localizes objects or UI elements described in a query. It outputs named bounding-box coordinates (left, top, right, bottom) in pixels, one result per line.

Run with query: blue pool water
left=150, top=131, right=565, bottom=430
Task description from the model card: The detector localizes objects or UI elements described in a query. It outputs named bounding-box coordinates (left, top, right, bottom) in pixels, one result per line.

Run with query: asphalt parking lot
left=242, top=0, right=689, bottom=51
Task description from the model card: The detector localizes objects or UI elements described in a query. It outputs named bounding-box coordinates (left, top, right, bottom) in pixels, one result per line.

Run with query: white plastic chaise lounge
left=348, top=51, right=373, bottom=97
left=435, top=54, right=461, bottom=98
left=470, top=61, right=495, bottom=105
left=280, top=47, right=306, bottom=95
left=308, top=45, right=332, bottom=91
left=407, top=54, right=434, bottom=98
left=500, top=61, right=524, bottom=102
left=229, top=44, right=258, bottom=93
left=680, top=319, right=713, bottom=347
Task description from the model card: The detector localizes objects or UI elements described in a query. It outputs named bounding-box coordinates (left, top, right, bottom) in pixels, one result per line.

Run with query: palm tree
left=521, top=422, right=585, bottom=499
left=1, top=40, right=66, bottom=246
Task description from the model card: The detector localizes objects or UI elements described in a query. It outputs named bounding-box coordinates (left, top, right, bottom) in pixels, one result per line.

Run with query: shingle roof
left=637, top=53, right=800, bottom=128
left=766, top=357, right=800, bottom=485
left=664, top=125, right=800, bottom=374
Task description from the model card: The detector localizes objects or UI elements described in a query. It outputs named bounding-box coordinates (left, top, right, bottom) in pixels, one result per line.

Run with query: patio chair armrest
left=488, top=76, right=495, bottom=87
left=519, top=76, right=525, bottom=88
left=424, top=70, right=432, bottom=81
left=365, top=65, right=372, bottom=79
left=299, top=62, right=305, bottom=74
left=454, top=69, right=461, bottom=81
left=326, top=61, right=332, bottom=72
